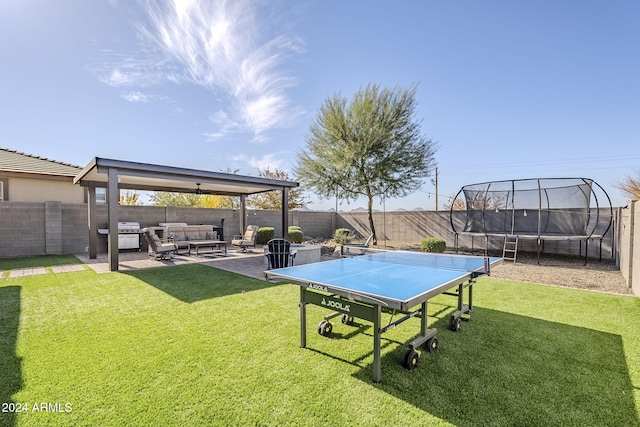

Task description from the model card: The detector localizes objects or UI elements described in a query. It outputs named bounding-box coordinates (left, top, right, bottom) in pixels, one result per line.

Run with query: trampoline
left=449, top=178, right=613, bottom=263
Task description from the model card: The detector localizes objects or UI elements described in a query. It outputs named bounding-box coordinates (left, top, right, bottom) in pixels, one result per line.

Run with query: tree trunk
left=367, top=195, right=377, bottom=245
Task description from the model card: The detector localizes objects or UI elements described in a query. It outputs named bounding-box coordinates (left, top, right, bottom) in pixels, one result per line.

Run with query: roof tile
left=0, top=147, right=81, bottom=177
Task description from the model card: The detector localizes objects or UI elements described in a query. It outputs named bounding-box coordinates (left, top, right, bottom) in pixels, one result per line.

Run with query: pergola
left=73, top=157, right=299, bottom=271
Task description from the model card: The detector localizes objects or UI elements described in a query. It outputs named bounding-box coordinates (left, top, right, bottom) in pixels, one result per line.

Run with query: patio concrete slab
left=201, top=254, right=268, bottom=279
left=76, top=248, right=336, bottom=280
left=76, top=250, right=270, bottom=279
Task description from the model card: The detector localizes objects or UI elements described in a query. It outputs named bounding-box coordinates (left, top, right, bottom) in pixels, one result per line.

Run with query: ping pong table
left=265, top=250, right=502, bottom=383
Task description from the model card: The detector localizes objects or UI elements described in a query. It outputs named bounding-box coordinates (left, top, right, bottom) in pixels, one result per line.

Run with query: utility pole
left=435, top=167, right=439, bottom=211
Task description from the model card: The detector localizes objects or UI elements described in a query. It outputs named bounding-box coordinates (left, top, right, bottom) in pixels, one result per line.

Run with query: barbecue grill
left=97, top=222, right=143, bottom=250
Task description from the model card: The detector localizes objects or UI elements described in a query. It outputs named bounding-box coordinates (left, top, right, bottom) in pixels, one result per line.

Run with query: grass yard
left=0, top=255, right=82, bottom=272
left=1, top=263, right=639, bottom=426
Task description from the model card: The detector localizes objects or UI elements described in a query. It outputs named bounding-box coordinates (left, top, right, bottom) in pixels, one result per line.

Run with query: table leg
left=421, top=301, right=428, bottom=336
left=299, top=287, right=307, bottom=348
left=373, top=304, right=382, bottom=383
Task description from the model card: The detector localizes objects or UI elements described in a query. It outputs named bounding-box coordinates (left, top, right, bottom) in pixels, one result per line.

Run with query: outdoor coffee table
left=187, top=240, right=227, bottom=256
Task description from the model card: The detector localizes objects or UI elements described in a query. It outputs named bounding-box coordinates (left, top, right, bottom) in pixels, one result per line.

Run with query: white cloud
left=120, top=91, right=170, bottom=103
left=204, top=110, right=243, bottom=141
left=228, top=152, right=287, bottom=172
left=95, top=0, right=304, bottom=139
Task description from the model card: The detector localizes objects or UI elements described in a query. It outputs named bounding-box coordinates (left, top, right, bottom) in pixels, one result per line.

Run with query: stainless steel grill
left=97, top=222, right=142, bottom=250
left=117, top=222, right=142, bottom=234
left=117, top=222, right=141, bottom=250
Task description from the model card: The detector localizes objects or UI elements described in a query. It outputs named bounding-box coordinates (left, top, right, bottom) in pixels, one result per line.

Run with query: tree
left=148, top=167, right=241, bottom=208
left=200, top=194, right=239, bottom=209
left=148, top=192, right=240, bottom=208
left=120, top=191, right=141, bottom=205
left=295, top=83, right=437, bottom=244
left=247, top=168, right=307, bottom=210
left=444, top=197, right=466, bottom=211
left=615, top=170, right=640, bottom=200
left=149, top=192, right=202, bottom=207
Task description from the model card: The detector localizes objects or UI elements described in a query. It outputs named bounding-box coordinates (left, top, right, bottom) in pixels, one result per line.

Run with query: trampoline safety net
left=450, top=178, right=612, bottom=239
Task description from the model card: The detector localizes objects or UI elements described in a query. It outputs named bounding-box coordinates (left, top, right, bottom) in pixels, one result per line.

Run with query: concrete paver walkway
left=2, top=249, right=330, bottom=281
left=8, top=267, right=48, bottom=278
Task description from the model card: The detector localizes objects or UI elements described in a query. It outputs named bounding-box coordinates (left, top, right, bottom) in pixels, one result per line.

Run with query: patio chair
left=264, top=238, right=297, bottom=270
left=231, top=225, right=259, bottom=252
left=143, top=228, right=177, bottom=260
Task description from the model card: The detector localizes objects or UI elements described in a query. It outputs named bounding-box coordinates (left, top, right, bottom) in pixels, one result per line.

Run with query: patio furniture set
left=144, top=224, right=260, bottom=260
left=144, top=224, right=303, bottom=272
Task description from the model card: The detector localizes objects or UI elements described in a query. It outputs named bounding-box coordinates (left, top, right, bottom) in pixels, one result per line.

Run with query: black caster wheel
left=425, top=337, right=438, bottom=353
left=317, top=320, right=333, bottom=337
left=449, top=316, right=461, bottom=332
left=402, top=349, right=420, bottom=370
left=341, top=314, right=354, bottom=325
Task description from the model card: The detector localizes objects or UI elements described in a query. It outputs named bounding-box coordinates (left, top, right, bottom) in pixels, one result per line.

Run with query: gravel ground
left=484, top=252, right=632, bottom=296
left=310, top=238, right=633, bottom=296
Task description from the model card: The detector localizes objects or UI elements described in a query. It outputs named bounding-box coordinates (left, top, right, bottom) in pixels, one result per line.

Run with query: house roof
left=74, top=157, right=299, bottom=196
left=0, top=147, right=82, bottom=177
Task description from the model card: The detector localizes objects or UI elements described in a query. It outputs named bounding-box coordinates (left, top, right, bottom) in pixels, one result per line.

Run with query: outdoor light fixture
left=195, top=183, right=203, bottom=195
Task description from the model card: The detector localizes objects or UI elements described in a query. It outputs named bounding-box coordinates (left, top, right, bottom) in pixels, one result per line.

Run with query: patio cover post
left=107, top=168, right=119, bottom=271
left=239, top=194, right=246, bottom=238
left=87, top=184, right=97, bottom=259
left=282, top=187, right=289, bottom=240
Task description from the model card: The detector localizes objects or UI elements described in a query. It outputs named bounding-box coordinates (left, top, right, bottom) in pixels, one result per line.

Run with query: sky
left=1, top=0, right=638, bottom=211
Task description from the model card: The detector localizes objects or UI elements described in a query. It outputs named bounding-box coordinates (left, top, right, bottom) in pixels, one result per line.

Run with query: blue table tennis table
left=265, top=250, right=502, bottom=383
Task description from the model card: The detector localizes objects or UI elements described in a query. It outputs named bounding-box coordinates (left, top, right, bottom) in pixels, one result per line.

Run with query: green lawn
left=1, top=263, right=639, bottom=426
left=0, top=255, right=82, bottom=271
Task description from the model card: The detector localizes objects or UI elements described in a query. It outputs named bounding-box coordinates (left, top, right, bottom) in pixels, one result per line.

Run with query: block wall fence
left=0, top=201, right=636, bottom=295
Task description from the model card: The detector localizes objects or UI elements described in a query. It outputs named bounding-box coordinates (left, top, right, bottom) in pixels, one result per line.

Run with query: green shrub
left=333, top=228, right=353, bottom=245
left=288, top=226, right=303, bottom=243
left=256, top=227, right=275, bottom=244
left=420, top=237, right=446, bottom=253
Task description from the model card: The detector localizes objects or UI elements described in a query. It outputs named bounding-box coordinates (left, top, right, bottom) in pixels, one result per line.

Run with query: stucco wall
left=7, top=176, right=85, bottom=204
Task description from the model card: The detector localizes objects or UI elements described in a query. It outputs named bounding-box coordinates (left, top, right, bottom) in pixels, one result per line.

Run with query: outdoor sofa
left=164, top=225, right=224, bottom=254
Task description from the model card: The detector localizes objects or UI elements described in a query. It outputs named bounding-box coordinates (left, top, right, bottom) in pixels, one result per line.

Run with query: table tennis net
left=341, top=246, right=491, bottom=275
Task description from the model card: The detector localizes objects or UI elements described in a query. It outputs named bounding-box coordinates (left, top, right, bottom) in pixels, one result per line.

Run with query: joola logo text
left=308, top=283, right=328, bottom=292
left=321, top=298, right=350, bottom=313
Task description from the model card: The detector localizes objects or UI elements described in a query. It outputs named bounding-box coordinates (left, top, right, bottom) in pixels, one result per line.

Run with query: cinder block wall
left=62, top=204, right=92, bottom=254
left=335, top=209, right=616, bottom=259
left=45, top=201, right=63, bottom=254
left=0, top=203, right=620, bottom=258
left=618, top=201, right=638, bottom=295
left=634, top=203, right=640, bottom=296
left=0, top=202, right=46, bottom=257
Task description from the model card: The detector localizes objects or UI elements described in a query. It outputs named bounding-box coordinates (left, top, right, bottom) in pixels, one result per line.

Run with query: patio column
left=239, top=194, right=247, bottom=236
left=107, top=168, right=119, bottom=271
left=282, top=187, right=289, bottom=240
left=87, top=184, right=97, bottom=259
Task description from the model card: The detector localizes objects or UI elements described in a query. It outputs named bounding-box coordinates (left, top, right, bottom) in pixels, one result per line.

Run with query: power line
left=440, top=154, right=640, bottom=173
